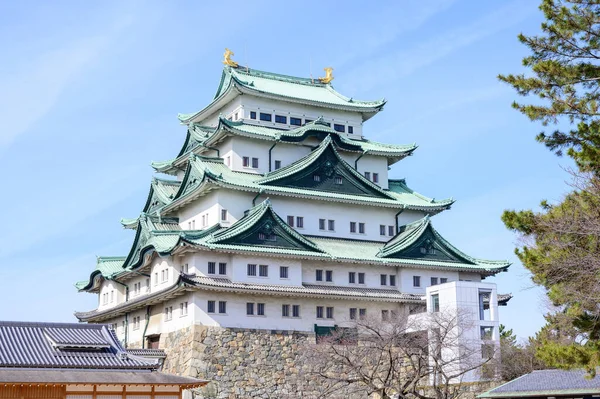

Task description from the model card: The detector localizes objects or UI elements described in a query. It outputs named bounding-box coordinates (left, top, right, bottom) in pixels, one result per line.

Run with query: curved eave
left=178, top=83, right=240, bottom=124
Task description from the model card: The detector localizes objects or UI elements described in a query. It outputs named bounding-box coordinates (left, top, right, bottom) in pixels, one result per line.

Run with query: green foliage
left=498, top=0, right=600, bottom=171
left=499, top=324, right=546, bottom=381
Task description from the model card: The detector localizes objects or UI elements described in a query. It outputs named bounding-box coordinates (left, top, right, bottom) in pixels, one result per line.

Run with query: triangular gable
left=210, top=200, right=323, bottom=252
left=378, top=217, right=476, bottom=264
left=258, top=136, right=395, bottom=199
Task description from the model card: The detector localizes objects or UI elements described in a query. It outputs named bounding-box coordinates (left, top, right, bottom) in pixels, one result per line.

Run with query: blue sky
left=0, top=1, right=569, bottom=340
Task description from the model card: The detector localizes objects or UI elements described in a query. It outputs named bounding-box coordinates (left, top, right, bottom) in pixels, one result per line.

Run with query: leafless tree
left=302, top=308, right=497, bottom=399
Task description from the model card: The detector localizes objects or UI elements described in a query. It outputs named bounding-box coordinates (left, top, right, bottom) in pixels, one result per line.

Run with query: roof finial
left=223, top=48, right=238, bottom=68
left=318, top=67, right=334, bottom=84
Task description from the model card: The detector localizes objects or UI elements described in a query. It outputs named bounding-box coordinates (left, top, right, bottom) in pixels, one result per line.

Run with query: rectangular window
left=226, top=156, right=231, bottom=166
left=247, top=264, right=257, bottom=276
left=350, top=222, right=356, bottom=233
left=218, top=301, right=227, bottom=314
left=316, top=270, right=323, bottom=281
left=257, top=303, right=265, bottom=316
left=208, top=262, right=216, bottom=275
left=290, top=117, right=302, bottom=126
left=349, top=308, right=357, bottom=320
left=180, top=301, right=188, bottom=316
left=373, top=173, right=379, bottom=183
left=389, top=226, right=395, bottom=236
left=358, top=273, right=365, bottom=284
left=326, top=306, right=334, bottom=319
left=348, top=126, right=354, bottom=134
left=328, top=220, right=335, bottom=231
left=413, top=276, right=421, bottom=287
left=280, top=266, right=289, bottom=279
left=479, top=291, right=491, bottom=320
left=274, top=160, right=282, bottom=170
left=181, top=264, right=189, bottom=274
left=334, top=176, right=343, bottom=185
left=325, top=270, right=333, bottom=282
left=380, top=274, right=387, bottom=286
left=431, top=277, right=439, bottom=286
left=359, top=222, right=365, bottom=234
left=481, top=326, right=494, bottom=340
left=431, top=294, right=440, bottom=313
left=275, top=115, right=287, bottom=124
left=313, top=174, right=321, bottom=182
left=364, top=172, right=371, bottom=180
left=440, top=277, right=448, bottom=284
left=304, top=119, right=313, bottom=124
left=164, top=306, right=173, bottom=321
left=349, top=272, right=356, bottom=284
left=319, top=219, right=326, bottom=230
left=250, top=111, right=257, bottom=119
left=296, top=216, right=304, bottom=228
left=207, top=300, right=215, bottom=313
left=234, top=112, right=238, bottom=121
left=154, top=272, right=158, bottom=286
left=259, top=112, right=272, bottom=122
left=390, top=275, right=396, bottom=286
left=221, top=209, right=227, bottom=221
left=252, top=157, right=259, bottom=168
left=316, top=306, right=324, bottom=319
left=382, top=310, right=389, bottom=321
left=287, top=215, right=295, bottom=227
left=219, top=262, right=227, bottom=275
left=333, top=124, right=345, bottom=133
left=359, top=308, right=366, bottom=320
left=282, top=304, right=290, bottom=317
left=246, top=302, right=254, bottom=315
left=259, top=264, right=268, bottom=277
left=380, top=225, right=386, bottom=235
left=292, top=304, right=300, bottom=317
left=243, top=156, right=250, bottom=167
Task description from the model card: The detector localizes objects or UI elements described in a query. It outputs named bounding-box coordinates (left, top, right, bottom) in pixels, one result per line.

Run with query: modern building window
left=259, top=112, right=272, bottom=122
left=207, top=300, right=215, bottom=313
left=373, top=173, right=379, bottom=183
left=388, top=225, right=395, bottom=236
left=259, top=264, right=269, bottom=277
left=431, top=294, right=440, bottom=313
left=481, top=326, right=494, bottom=340
left=334, top=176, right=343, bottom=185
left=296, top=216, right=304, bottom=228
left=316, top=306, right=324, bottom=319
left=243, top=156, right=250, bottom=167
left=326, top=307, right=334, bottom=319
left=221, top=209, right=227, bottom=221
left=359, top=308, right=366, bottom=320
left=350, top=222, right=356, bottom=233
left=246, top=302, right=254, bottom=315
left=479, top=291, right=491, bottom=320
left=290, top=117, right=302, bottom=126
left=319, top=219, right=326, bottom=230
left=282, top=304, right=290, bottom=317
left=440, top=277, right=448, bottom=284
left=431, top=277, right=439, bottom=286
left=328, top=220, right=335, bottom=231
left=275, top=115, right=287, bottom=124
left=257, top=303, right=265, bottom=316
left=250, top=111, right=257, bottom=119
left=333, top=124, right=345, bottom=133
left=325, top=270, right=333, bottom=282
left=208, top=262, right=216, bottom=275
left=252, top=157, right=259, bottom=168
left=349, top=308, right=357, bottom=320
left=280, top=266, right=289, bottom=279
left=292, top=304, right=300, bottom=317
left=380, top=274, right=387, bottom=286
left=247, top=264, right=257, bottom=276
left=364, top=172, right=371, bottom=180
left=219, top=262, right=227, bottom=275
left=348, top=126, right=354, bottom=134
left=218, top=301, right=227, bottom=314
left=380, top=225, right=386, bottom=235
left=413, top=276, right=421, bottom=287
left=358, top=273, right=365, bottom=284
left=313, top=174, right=321, bottom=182
left=180, top=301, right=188, bottom=316
left=274, top=160, right=282, bottom=170
left=349, top=272, right=356, bottom=284
left=382, top=310, right=389, bottom=321
left=287, top=216, right=295, bottom=227
left=316, top=269, right=323, bottom=281
left=389, top=275, right=396, bottom=286
left=358, top=222, right=365, bottom=234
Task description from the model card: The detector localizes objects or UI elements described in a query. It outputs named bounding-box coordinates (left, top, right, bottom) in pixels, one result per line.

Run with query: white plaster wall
left=200, top=97, right=243, bottom=127
left=98, top=281, right=124, bottom=311
left=149, top=256, right=178, bottom=293
left=231, top=255, right=303, bottom=286
left=270, top=142, right=312, bottom=171
left=302, top=261, right=398, bottom=289
left=399, top=268, right=460, bottom=295
left=339, top=153, right=390, bottom=189
left=178, top=191, right=220, bottom=230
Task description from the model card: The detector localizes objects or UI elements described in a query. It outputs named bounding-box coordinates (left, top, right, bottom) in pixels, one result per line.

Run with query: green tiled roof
left=178, top=66, right=386, bottom=124
left=75, top=256, right=126, bottom=291
left=120, top=178, right=181, bottom=229
left=152, top=118, right=416, bottom=175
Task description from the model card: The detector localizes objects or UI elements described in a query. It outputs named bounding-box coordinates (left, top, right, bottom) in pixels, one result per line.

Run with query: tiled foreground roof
left=479, top=369, right=600, bottom=398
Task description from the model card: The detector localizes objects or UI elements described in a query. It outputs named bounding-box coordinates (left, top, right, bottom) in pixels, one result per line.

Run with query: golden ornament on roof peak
left=223, top=48, right=238, bottom=68
left=318, top=67, right=334, bottom=84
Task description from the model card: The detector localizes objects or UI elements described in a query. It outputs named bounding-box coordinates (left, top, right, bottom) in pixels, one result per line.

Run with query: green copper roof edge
left=388, top=179, right=454, bottom=206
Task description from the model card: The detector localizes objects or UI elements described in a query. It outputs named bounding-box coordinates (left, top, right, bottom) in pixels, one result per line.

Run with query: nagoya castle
left=75, top=49, right=511, bottom=392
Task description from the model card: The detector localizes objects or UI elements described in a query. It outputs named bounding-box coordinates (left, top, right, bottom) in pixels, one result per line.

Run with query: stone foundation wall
left=159, top=325, right=502, bottom=399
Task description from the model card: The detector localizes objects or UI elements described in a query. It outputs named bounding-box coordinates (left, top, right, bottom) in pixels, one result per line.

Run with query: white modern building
left=75, top=53, right=511, bottom=380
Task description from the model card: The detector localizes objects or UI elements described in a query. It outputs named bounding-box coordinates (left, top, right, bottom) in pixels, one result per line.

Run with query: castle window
left=154, top=272, right=158, bottom=286
left=208, top=262, right=216, bottom=275
left=246, top=302, right=254, bottom=315
left=373, top=173, right=379, bottom=183
left=259, top=264, right=269, bottom=277
left=319, top=219, right=326, bottom=230
left=350, top=308, right=357, bottom=320
left=349, top=272, right=356, bottom=284
left=247, top=264, right=257, bottom=276
left=293, top=305, right=300, bottom=317
left=218, top=301, right=227, bottom=314
left=282, top=304, right=290, bottom=317
left=296, top=216, right=304, bottom=228
left=274, top=160, right=282, bottom=170
left=358, top=273, right=365, bottom=284
left=388, top=226, right=395, bottom=236
left=326, top=307, right=334, bottom=319
left=250, top=111, right=257, bottom=119
left=382, top=310, right=389, bottom=321
left=290, top=117, right=302, bottom=126
left=326, top=270, right=333, bottom=282
left=359, top=308, right=367, bottom=320
left=350, top=222, right=356, bottom=233
left=413, top=276, right=421, bottom=287
left=221, top=209, right=228, bottom=221
left=258, top=232, right=276, bottom=241
left=181, top=263, right=189, bottom=274
left=380, top=225, right=386, bottom=235
left=219, top=262, right=227, bottom=275
left=390, top=275, right=396, bottom=286
left=304, top=119, right=313, bottom=124
left=348, top=126, right=354, bottom=134
left=259, top=113, right=272, bottom=122
left=275, top=115, right=287, bottom=124
left=431, top=277, right=439, bottom=286
left=180, top=301, right=188, bottom=316
left=164, top=306, right=173, bottom=321
left=313, top=174, right=321, bottom=182
left=280, top=266, right=289, bottom=279
left=364, top=172, right=371, bottom=180
left=380, top=274, right=387, bottom=286
left=359, top=223, right=365, bottom=234
left=234, top=112, right=238, bottom=120
left=316, top=306, right=324, bottom=319
left=316, top=269, right=323, bottom=281
left=133, top=316, right=140, bottom=330
left=334, top=176, right=343, bottom=185
left=252, top=157, right=259, bottom=168
left=207, top=300, right=215, bottom=313
left=328, top=220, right=335, bottom=231
left=287, top=216, right=294, bottom=227
left=257, top=303, right=265, bottom=316
left=334, top=124, right=345, bottom=133
left=440, top=277, right=448, bottom=284
left=243, top=156, right=250, bottom=167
